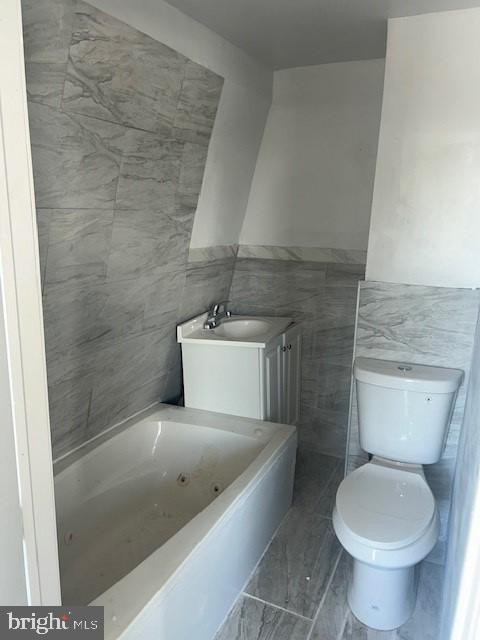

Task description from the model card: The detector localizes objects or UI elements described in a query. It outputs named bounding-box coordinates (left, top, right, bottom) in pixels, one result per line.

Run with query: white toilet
left=333, top=357, right=463, bottom=631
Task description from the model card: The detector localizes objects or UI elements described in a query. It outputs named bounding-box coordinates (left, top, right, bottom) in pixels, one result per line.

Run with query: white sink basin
left=177, top=314, right=293, bottom=347
left=213, top=318, right=273, bottom=339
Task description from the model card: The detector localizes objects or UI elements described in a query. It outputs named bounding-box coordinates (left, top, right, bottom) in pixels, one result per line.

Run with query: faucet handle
left=212, top=300, right=230, bottom=315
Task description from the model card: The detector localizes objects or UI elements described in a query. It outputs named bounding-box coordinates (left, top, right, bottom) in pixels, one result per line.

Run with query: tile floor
left=215, top=450, right=444, bottom=640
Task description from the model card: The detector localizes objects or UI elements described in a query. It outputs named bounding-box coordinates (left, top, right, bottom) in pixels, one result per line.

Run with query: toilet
left=333, top=357, right=463, bottom=631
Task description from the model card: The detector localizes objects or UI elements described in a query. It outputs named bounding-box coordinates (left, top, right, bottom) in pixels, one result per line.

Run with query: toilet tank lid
left=354, top=357, right=464, bottom=393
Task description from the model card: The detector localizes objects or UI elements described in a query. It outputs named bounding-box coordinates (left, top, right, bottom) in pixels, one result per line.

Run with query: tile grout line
left=241, top=592, right=314, bottom=624
left=335, top=610, right=350, bottom=640
left=305, top=550, right=344, bottom=640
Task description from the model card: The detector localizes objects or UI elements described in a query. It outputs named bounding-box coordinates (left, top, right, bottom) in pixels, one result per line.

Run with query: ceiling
left=163, top=0, right=480, bottom=69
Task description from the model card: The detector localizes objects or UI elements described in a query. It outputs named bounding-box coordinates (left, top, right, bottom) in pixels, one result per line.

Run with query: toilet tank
left=354, top=357, right=464, bottom=464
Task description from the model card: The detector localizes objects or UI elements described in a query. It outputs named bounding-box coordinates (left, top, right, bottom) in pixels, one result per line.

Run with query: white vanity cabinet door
left=263, top=333, right=284, bottom=422
left=283, top=324, right=301, bottom=425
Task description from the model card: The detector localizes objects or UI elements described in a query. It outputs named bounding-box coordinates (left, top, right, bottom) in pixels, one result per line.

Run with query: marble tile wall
left=441, top=309, right=480, bottom=637
left=22, top=0, right=224, bottom=457
left=347, top=281, right=480, bottom=564
left=229, top=258, right=365, bottom=458
left=236, top=245, right=367, bottom=264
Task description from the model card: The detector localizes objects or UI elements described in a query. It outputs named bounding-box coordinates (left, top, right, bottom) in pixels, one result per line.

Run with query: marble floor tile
left=310, top=552, right=350, bottom=640
left=396, top=562, right=443, bottom=640
left=214, top=596, right=312, bottom=640
left=310, top=557, right=442, bottom=640
left=341, top=614, right=396, bottom=640
left=43, top=208, right=114, bottom=287
left=245, top=507, right=341, bottom=619
left=63, top=1, right=186, bottom=135
left=174, top=61, right=224, bottom=145
left=28, top=101, right=126, bottom=209
left=116, top=130, right=183, bottom=211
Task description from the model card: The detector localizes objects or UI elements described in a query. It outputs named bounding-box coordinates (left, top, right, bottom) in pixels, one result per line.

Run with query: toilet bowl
left=335, top=357, right=463, bottom=631
left=333, top=457, right=439, bottom=630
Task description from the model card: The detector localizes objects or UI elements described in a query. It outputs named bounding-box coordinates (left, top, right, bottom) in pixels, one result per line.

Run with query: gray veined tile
left=43, top=208, right=114, bottom=287
left=43, top=264, right=185, bottom=358
left=21, top=0, right=75, bottom=64
left=326, top=263, right=365, bottom=288
left=297, top=407, right=348, bottom=460
left=86, top=323, right=178, bottom=436
left=301, top=361, right=351, bottom=414
left=310, top=552, right=350, bottom=640
left=396, top=562, right=444, bottom=640
left=36, top=209, right=51, bottom=290
left=22, top=0, right=73, bottom=109
left=42, top=281, right=110, bottom=356
left=245, top=507, right=341, bottom=619
left=116, top=130, right=183, bottom=211
left=106, top=209, right=189, bottom=282
left=63, top=1, right=186, bottom=135
left=214, top=596, right=312, bottom=640
left=340, top=614, right=396, bottom=640
left=178, top=257, right=235, bottom=323
left=309, top=324, right=356, bottom=367
left=47, top=368, right=93, bottom=459
left=172, top=142, right=210, bottom=227
left=229, top=260, right=327, bottom=314
left=28, top=101, right=126, bottom=208
left=25, top=62, right=68, bottom=109
left=174, top=61, right=224, bottom=145
left=293, top=450, right=342, bottom=517
left=141, top=268, right=186, bottom=332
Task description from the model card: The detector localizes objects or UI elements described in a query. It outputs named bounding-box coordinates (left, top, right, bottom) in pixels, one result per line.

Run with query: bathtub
left=54, top=404, right=297, bottom=640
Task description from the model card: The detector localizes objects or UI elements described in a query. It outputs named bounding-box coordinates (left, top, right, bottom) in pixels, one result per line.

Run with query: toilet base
left=347, top=558, right=418, bottom=630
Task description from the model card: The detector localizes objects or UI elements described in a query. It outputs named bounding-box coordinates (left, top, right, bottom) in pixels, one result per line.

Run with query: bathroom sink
left=177, top=314, right=293, bottom=347
left=213, top=318, right=272, bottom=339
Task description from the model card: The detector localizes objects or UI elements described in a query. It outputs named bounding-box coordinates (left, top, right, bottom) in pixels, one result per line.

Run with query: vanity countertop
left=177, top=313, right=294, bottom=348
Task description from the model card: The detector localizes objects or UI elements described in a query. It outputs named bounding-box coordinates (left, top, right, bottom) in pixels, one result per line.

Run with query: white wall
left=88, top=0, right=273, bottom=248
left=239, top=59, right=385, bottom=250
left=366, top=9, right=480, bottom=289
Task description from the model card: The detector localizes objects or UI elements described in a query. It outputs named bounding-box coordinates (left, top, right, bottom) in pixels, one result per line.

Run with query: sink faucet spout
left=204, top=300, right=231, bottom=330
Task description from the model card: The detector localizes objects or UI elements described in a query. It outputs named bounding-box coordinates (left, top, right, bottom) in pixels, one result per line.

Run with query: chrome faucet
left=204, top=300, right=231, bottom=330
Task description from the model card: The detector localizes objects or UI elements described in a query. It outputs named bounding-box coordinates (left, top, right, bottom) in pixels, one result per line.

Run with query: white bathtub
left=54, top=404, right=297, bottom=640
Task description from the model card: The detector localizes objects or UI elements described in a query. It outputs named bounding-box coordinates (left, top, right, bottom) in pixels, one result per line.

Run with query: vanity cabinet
left=263, top=324, right=301, bottom=424
left=179, top=318, right=301, bottom=426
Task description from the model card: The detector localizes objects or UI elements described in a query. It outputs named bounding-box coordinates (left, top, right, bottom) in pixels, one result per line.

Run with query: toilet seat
left=336, top=462, right=435, bottom=551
